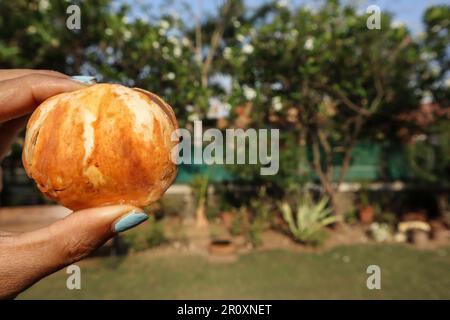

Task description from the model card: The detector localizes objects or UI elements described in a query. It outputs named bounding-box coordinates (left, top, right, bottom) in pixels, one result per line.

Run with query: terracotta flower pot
left=403, top=211, right=427, bottom=222
left=410, top=229, right=429, bottom=248
left=209, top=239, right=236, bottom=255
left=359, top=206, right=374, bottom=224
left=220, top=211, right=234, bottom=229
left=430, top=220, right=449, bottom=242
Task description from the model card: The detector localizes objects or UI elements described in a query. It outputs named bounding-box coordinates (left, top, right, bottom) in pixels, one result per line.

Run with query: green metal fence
left=175, top=142, right=412, bottom=183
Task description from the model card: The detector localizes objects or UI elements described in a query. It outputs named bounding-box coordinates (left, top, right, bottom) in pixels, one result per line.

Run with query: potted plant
left=190, top=173, right=210, bottom=229
left=220, top=210, right=235, bottom=230
left=358, top=188, right=374, bottom=224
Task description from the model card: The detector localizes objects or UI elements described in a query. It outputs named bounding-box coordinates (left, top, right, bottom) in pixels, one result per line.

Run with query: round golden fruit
left=22, top=83, right=178, bottom=210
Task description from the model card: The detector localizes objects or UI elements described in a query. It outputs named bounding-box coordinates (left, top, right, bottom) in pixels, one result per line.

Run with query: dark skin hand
left=0, top=70, right=141, bottom=299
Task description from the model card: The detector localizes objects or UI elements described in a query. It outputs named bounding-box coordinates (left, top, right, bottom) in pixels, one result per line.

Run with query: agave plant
left=280, top=193, right=338, bottom=245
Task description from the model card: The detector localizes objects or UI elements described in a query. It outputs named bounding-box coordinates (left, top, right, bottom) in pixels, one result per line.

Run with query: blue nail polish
left=71, top=75, right=96, bottom=84
left=114, top=211, right=149, bottom=233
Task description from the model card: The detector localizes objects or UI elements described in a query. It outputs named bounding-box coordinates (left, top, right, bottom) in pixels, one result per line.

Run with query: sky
left=129, top=0, right=449, bottom=34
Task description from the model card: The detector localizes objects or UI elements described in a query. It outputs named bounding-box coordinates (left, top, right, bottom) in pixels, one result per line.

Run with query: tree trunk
left=196, top=197, right=208, bottom=228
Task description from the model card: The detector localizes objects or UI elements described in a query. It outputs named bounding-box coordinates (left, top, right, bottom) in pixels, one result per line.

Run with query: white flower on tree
left=181, top=37, right=190, bottom=47
left=277, top=0, right=290, bottom=8
left=174, top=46, right=182, bottom=57
left=391, top=20, right=405, bottom=29
left=242, top=44, right=254, bottom=54
left=243, top=85, right=257, bottom=100
left=39, top=0, right=50, bottom=12
left=159, top=20, right=170, bottom=30
left=304, top=37, right=314, bottom=50
left=166, top=72, right=175, bottom=80
left=290, top=29, right=299, bottom=38
left=236, top=34, right=245, bottom=42
left=272, top=96, right=283, bottom=111
left=123, top=30, right=132, bottom=41
left=188, top=113, right=200, bottom=122
left=223, top=47, right=232, bottom=60
left=27, top=25, right=37, bottom=34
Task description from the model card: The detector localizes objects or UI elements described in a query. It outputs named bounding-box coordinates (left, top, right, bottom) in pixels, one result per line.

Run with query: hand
left=0, top=70, right=148, bottom=299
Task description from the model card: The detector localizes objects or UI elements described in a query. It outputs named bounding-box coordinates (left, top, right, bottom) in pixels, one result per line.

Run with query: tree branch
left=337, top=115, right=364, bottom=186
left=316, top=127, right=334, bottom=181
left=368, top=72, right=384, bottom=113
left=195, top=0, right=203, bottom=65
left=311, top=134, right=335, bottom=198
left=201, top=0, right=233, bottom=88
left=331, top=86, right=371, bottom=116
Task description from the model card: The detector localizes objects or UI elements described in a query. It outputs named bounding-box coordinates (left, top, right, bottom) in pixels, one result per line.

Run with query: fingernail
left=113, top=210, right=148, bottom=233
left=71, top=75, right=96, bottom=85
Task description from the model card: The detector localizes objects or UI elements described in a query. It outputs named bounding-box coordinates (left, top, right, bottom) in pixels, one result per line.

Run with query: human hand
left=0, top=70, right=148, bottom=299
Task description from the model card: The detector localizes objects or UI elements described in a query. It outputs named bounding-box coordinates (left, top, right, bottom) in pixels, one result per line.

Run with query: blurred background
left=0, top=0, right=449, bottom=299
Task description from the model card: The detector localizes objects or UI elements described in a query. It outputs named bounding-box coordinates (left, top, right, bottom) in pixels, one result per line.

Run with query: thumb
left=0, top=205, right=148, bottom=299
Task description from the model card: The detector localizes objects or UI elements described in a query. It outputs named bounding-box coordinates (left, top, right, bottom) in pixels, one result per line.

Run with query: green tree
left=219, top=0, right=423, bottom=214
left=406, top=5, right=450, bottom=185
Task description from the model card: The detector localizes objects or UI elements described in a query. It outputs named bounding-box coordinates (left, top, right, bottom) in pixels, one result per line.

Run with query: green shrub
left=230, top=213, right=243, bottom=236
left=145, top=217, right=167, bottom=248
left=122, top=216, right=167, bottom=251
left=123, top=231, right=147, bottom=252
left=228, top=208, right=263, bottom=247
left=375, top=209, right=397, bottom=226
left=248, top=220, right=264, bottom=248
left=344, top=209, right=358, bottom=225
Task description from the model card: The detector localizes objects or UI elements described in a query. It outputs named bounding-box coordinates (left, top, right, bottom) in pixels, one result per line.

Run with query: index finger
left=0, top=74, right=87, bottom=123
left=0, top=69, right=69, bottom=82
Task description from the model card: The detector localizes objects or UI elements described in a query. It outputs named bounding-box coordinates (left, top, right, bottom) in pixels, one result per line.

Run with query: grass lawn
left=19, top=244, right=450, bottom=299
